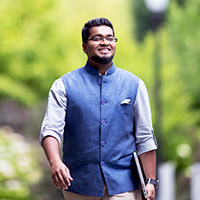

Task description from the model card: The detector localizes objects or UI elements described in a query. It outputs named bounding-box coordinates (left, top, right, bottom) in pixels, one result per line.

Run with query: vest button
left=101, top=120, right=106, bottom=125
left=101, top=99, right=106, bottom=105
left=101, top=161, right=105, bottom=166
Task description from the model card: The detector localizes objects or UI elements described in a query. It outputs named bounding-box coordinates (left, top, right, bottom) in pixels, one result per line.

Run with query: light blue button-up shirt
left=40, top=62, right=157, bottom=196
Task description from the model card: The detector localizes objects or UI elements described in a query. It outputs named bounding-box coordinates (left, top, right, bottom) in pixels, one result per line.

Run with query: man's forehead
left=89, top=25, right=113, bottom=36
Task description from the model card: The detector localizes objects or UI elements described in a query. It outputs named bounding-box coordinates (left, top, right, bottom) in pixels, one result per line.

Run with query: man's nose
left=100, top=38, right=109, bottom=44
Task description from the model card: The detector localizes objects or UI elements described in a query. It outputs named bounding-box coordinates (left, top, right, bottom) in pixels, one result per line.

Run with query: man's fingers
left=52, top=175, right=68, bottom=189
left=62, top=168, right=73, bottom=187
left=51, top=167, right=73, bottom=190
left=52, top=175, right=60, bottom=188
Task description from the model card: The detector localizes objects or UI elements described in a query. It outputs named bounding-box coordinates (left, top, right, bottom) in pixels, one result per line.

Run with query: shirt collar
left=84, top=62, right=116, bottom=76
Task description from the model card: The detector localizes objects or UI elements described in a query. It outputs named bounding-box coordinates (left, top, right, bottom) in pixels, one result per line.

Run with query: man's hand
left=42, top=136, right=73, bottom=190
left=146, top=183, right=155, bottom=200
left=51, top=160, right=73, bottom=190
left=141, top=183, right=155, bottom=200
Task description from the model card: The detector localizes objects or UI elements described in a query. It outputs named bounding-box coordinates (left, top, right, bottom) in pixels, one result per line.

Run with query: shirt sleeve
left=134, top=79, right=158, bottom=155
left=39, top=77, right=67, bottom=147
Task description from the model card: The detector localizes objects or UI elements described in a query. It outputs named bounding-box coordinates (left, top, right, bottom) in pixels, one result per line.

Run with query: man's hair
left=82, top=18, right=115, bottom=43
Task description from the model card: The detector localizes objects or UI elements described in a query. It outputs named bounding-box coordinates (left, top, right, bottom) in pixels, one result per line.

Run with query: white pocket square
left=120, top=99, right=131, bottom=105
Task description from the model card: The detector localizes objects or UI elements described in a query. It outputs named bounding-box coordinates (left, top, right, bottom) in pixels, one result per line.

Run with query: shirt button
left=98, top=81, right=102, bottom=86
left=101, top=161, right=105, bottom=166
left=101, top=99, right=106, bottom=105
left=101, top=120, right=106, bottom=125
left=101, top=141, right=105, bottom=146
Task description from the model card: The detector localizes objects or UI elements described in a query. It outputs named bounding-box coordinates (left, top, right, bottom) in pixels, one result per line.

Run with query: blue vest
left=62, top=63, right=139, bottom=196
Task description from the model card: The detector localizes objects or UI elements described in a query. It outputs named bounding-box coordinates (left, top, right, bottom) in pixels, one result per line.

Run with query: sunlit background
left=0, top=0, right=200, bottom=199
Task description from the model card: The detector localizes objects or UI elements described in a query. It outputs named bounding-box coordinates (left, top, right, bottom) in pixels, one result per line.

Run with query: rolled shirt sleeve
left=39, top=78, right=67, bottom=147
left=134, top=79, right=158, bottom=155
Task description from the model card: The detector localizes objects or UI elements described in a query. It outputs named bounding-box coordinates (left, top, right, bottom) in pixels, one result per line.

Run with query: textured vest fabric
left=62, top=63, right=139, bottom=197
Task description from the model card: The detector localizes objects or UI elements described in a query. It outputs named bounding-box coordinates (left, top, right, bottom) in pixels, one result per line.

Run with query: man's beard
left=91, top=55, right=114, bottom=64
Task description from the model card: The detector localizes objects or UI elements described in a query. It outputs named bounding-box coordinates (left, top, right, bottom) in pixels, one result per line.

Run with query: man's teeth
left=99, top=49, right=109, bottom=52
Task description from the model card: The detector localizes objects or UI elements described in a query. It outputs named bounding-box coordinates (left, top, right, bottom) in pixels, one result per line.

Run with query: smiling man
left=82, top=25, right=116, bottom=73
left=40, top=18, right=158, bottom=200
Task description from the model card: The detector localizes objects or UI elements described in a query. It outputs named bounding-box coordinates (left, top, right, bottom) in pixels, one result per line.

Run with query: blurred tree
left=167, top=0, right=200, bottom=162
left=131, top=0, right=200, bottom=168
left=0, top=0, right=79, bottom=106
left=132, top=0, right=152, bottom=42
left=176, top=0, right=187, bottom=7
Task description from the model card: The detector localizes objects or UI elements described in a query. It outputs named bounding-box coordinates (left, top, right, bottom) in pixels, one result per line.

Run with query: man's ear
left=82, top=43, right=87, bottom=54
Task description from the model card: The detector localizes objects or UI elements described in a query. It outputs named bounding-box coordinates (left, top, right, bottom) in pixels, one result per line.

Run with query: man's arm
left=42, top=136, right=73, bottom=190
left=140, top=150, right=156, bottom=200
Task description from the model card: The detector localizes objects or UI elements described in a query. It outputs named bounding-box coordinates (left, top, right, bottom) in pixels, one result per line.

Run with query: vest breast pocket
left=116, top=98, right=134, bottom=117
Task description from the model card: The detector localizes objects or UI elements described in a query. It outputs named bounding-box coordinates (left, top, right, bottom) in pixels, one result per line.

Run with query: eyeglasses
left=86, top=36, right=118, bottom=43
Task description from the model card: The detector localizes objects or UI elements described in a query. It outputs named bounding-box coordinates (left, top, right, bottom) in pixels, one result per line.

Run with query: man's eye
left=92, top=37, right=102, bottom=41
left=106, top=37, right=114, bottom=41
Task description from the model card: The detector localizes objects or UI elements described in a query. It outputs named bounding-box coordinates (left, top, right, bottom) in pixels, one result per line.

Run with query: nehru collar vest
left=61, top=63, right=139, bottom=197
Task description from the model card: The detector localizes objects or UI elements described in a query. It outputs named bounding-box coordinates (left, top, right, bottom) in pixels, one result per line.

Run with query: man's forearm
left=140, top=150, right=157, bottom=200
left=140, top=150, right=156, bottom=180
left=42, top=136, right=62, bottom=165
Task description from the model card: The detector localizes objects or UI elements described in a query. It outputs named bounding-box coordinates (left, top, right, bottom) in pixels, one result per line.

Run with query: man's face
left=83, top=25, right=116, bottom=65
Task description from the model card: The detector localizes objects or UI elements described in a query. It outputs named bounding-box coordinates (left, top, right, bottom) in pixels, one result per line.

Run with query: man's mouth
left=98, top=48, right=110, bottom=52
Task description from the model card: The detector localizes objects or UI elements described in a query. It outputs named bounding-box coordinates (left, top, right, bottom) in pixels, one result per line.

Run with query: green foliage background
left=0, top=0, right=200, bottom=199
left=0, top=127, right=42, bottom=199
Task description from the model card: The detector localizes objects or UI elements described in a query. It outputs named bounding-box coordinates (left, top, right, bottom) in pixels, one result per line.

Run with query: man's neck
left=88, top=60, right=113, bottom=75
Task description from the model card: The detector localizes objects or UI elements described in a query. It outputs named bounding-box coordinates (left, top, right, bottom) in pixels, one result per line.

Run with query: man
left=40, top=18, right=158, bottom=200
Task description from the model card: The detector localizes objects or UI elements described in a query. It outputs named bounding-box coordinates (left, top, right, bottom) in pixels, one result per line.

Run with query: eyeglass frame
left=86, top=35, right=118, bottom=43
